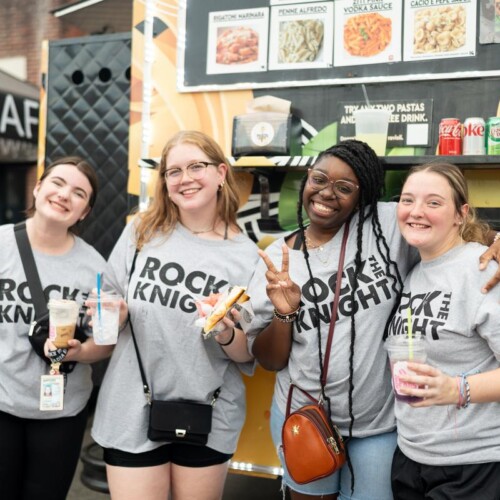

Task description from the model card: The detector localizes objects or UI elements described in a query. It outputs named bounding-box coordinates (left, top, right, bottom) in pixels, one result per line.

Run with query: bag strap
left=286, top=221, right=350, bottom=416
left=321, top=221, right=350, bottom=387
left=126, top=248, right=153, bottom=401
left=127, top=248, right=221, bottom=405
left=13, top=221, right=48, bottom=319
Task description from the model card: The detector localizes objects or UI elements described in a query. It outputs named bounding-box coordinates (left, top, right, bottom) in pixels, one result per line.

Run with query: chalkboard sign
left=178, top=0, right=500, bottom=92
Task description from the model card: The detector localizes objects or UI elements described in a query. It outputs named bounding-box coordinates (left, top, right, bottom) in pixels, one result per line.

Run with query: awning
left=0, top=69, right=39, bottom=163
left=51, top=0, right=132, bottom=34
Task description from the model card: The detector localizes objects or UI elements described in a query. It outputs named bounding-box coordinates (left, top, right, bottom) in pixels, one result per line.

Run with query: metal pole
left=139, top=0, right=156, bottom=212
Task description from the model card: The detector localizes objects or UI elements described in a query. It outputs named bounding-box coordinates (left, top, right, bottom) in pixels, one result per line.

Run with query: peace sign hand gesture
left=258, top=244, right=301, bottom=315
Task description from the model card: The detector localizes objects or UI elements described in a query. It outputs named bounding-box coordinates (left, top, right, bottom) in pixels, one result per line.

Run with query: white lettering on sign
left=0, top=94, right=39, bottom=140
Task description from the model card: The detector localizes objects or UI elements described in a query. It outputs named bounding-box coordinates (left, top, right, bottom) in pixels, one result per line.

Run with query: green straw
left=407, top=307, right=413, bottom=360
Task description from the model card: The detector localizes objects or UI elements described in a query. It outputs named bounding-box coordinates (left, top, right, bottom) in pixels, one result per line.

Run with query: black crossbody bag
left=13, top=222, right=88, bottom=374
left=128, top=249, right=219, bottom=445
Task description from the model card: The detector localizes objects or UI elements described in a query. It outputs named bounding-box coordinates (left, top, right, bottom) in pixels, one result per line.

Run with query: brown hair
left=134, top=130, right=240, bottom=250
left=26, top=156, right=98, bottom=233
left=406, top=162, right=490, bottom=244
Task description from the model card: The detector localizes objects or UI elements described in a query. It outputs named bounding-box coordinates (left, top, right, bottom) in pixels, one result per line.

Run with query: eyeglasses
left=164, top=161, right=218, bottom=185
left=307, top=169, right=359, bottom=199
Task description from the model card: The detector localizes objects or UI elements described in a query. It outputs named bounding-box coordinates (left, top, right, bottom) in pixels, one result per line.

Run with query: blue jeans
left=271, top=398, right=396, bottom=499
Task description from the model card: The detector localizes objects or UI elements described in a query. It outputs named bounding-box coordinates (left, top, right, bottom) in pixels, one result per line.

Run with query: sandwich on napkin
left=203, top=286, right=249, bottom=334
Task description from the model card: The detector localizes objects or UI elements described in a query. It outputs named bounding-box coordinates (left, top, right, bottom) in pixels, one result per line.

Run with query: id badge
left=40, top=375, right=64, bottom=411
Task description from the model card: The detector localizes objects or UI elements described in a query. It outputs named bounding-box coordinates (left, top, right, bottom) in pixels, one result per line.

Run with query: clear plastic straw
left=97, top=273, right=102, bottom=328
left=407, top=307, right=413, bottom=360
left=362, top=84, right=371, bottom=108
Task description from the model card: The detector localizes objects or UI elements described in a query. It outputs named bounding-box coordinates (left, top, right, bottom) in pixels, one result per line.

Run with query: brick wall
left=0, top=0, right=85, bottom=85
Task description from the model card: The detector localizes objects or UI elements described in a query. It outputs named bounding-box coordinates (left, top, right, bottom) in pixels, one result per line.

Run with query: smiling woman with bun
left=387, top=163, right=500, bottom=499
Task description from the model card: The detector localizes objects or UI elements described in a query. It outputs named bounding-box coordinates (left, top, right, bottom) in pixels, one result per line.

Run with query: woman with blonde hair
left=387, top=162, right=500, bottom=499
left=92, top=130, right=259, bottom=499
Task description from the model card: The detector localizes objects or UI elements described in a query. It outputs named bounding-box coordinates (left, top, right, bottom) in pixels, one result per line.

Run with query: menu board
left=178, top=0, right=499, bottom=92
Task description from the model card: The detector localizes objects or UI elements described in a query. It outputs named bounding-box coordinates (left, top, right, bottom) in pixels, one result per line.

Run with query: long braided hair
left=296, top=140, right=403, bottom=491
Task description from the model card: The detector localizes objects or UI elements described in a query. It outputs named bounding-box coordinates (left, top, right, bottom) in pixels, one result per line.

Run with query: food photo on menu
left=403, top=0, right=477, bottom=61
left=278, top=19, right=324, bottom=63
left=268, top=1, right=334, bottom=70
left=206, top=7, right=269, bottom=75
left=216, top=26, right=259, bottom=65
left=333, top=0, right=402, bottom=67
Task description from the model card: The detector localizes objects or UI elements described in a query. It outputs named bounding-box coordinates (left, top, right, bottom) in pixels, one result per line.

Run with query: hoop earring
left=219, top=179, right=225, bottom=191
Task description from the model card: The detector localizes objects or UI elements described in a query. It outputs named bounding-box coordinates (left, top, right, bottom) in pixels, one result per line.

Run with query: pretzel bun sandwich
left=203, top=286, right=249, bottom=334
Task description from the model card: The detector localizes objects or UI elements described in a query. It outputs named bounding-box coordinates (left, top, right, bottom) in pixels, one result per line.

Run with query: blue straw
left=97, top=273, right=102, bottom=324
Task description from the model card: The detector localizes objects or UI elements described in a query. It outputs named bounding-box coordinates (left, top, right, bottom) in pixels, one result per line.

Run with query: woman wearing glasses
left=92, top=131, right=259, bottom=499
left=246, top=140, right=500, bottom=500
left=247, top=140, right=413, bottom=500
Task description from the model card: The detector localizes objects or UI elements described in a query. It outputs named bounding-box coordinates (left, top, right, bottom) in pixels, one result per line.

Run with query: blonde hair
left=406, top=162, right=490, bottom=244
left=135, top=130, right=240, bottom=250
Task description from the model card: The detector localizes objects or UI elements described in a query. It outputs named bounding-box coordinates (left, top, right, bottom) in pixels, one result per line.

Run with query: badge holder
left=40, top=362, right=65, bottom=411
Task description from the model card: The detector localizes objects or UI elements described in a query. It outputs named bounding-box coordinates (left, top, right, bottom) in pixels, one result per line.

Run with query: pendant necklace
left=305, top=230, right=332, bottom=266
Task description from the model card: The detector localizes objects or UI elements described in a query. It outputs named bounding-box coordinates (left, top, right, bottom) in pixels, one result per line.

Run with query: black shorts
left=103, top=443, right=233, bottom=468
left=392, top=446, right=500, bottom=500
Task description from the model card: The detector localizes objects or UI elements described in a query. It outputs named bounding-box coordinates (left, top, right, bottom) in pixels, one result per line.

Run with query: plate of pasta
left=343, top=12, right=392, bottom=58
left=278, top=19, right=324, bottom=64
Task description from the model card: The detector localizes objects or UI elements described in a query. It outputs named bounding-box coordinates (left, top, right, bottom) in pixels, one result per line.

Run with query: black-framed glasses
left=164, top=161, right=218, bottom=185
left=307, top=169, right=359, bottom=199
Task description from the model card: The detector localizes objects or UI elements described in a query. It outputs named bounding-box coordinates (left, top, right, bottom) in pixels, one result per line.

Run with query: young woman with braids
left=246, top=140, right=500, bottom=500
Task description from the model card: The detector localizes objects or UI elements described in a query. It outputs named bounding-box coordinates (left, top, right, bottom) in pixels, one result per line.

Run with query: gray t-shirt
left=387, top=243, right=500, bottom=466
left=247, top=202, right=418, bottom=437
left=91, top=222, right=260, bottom=454
left=0, top=223, right=106, bottom=419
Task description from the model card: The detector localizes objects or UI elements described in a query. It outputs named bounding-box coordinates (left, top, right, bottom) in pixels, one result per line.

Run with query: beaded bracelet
left=462, top=375, right=471, bottom=408
left=273, top=308, right=299, bottom=323
left=218, top=328, right=235, bottom=347
left=456, top=374, right=471, bottom=409
left=455, top=376, right=465, bottom=409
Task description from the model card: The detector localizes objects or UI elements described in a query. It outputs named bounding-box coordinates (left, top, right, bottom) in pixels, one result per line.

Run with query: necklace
left=305, top=230, right=332, bottom=266
left=183, top=221, right=216, bottom=235
left=305, top=229, right=332, bottom=251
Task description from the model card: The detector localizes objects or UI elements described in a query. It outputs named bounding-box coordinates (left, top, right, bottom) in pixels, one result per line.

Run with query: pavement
left=67, top=417, right=285, bottom=500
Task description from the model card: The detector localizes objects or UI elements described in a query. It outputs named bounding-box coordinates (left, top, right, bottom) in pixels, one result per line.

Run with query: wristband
left=218, top=328, right=235, bottom=347
left=273, top=308, right=299, bottom=323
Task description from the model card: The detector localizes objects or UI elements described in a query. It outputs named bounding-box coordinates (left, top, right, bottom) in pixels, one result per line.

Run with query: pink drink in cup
left=385, top=335, right=427, bottom=403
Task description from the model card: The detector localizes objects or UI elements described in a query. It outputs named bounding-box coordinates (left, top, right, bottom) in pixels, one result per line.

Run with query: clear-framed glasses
left=164, top=161, right=218, bottom=185
left=307, top=169, right=359, bottom=199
